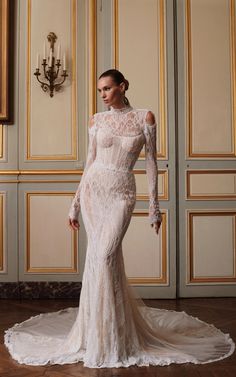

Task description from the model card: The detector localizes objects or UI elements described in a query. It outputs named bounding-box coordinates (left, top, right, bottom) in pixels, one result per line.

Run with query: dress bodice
left=69, top=105, right=162, bottom=225
left=93, top=106, right=146, bottom=172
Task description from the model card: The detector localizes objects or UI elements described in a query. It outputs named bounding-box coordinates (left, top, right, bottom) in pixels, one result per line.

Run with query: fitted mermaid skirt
left=4, top=162, right=235, bottom=368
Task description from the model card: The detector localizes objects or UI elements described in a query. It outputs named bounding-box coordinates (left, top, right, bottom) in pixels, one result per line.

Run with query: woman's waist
left=91, top=160, right=133, bottom=174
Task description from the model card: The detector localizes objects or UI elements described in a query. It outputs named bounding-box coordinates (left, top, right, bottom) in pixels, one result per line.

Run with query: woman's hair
left=98, top=69, right=130, bottom=105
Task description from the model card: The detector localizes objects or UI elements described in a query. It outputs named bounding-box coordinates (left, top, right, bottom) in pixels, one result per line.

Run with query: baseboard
left=0, top=281, right=82, bottom=299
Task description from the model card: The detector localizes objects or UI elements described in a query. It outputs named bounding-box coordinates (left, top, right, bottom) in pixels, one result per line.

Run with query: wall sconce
left=34, top=32, right=68, bottom=98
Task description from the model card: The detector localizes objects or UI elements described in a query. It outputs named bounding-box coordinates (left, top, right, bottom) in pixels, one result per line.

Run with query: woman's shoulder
left=88, top=110, right=108, bottom=134
left=90, top=110, right=109, bottom=121
left=132, top=108, right=156, bottom=126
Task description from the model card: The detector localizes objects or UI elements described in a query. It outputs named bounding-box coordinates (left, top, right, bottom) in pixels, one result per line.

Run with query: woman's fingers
left=68, top=218, right=80, bottom=230
left=151, top=221, right=161, bottom=235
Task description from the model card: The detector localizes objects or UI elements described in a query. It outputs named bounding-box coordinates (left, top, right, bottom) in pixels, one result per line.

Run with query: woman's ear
left=119, top=82, right=126, bottom=93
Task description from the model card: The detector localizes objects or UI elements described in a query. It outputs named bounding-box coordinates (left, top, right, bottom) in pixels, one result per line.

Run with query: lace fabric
left=68, top=121, right=98, bottom=221
left=69, top=106, right=162, bottom=225
left=4, top=106, right=235, bottom=368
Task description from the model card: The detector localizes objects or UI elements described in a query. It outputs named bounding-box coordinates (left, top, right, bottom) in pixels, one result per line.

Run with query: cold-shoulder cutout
left=145, top=111, right=156, bottom=126
left=88, top=115, right=95, bottom=128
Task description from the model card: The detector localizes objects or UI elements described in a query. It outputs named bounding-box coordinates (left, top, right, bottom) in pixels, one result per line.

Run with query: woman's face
left=97, top=76, right=125, bottom=108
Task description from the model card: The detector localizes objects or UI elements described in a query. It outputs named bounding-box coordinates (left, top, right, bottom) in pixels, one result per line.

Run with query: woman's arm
left=144, top=111, right=162, bottom=233
left=68, top=116, right=97, bottom=228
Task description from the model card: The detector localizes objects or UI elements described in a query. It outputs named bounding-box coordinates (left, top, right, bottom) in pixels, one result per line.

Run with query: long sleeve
left=68, top=120, right=97, bottom=221
left=144, top=122, right=162, bottom=225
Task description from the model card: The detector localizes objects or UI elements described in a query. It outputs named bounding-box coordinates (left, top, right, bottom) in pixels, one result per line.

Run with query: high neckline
left=109, top=105, right=133, bottom=114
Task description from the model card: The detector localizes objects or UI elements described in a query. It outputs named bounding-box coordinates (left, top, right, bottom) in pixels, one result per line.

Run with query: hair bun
left=124, top=79, right=129, bottom=91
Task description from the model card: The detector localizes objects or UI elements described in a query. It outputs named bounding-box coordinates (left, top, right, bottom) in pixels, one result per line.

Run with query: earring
left=124, top=96, right=129, bottom=105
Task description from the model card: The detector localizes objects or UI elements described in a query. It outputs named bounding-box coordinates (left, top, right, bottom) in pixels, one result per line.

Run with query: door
left=96, top=0, right=177, bottom=298
left=177, top=0, right=236, bottom=297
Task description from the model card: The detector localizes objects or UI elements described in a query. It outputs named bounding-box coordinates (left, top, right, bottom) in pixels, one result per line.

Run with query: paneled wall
left=0, top=0, right=90, bottom=284
left=0, top=0, right=235, bottom=298
left=178, top=0, right=236, bottom=296
left=111, top=0, right=176, bottom=298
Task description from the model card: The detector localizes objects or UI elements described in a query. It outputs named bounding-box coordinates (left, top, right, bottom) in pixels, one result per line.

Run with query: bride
left=4, top=69, right=235, bottom=368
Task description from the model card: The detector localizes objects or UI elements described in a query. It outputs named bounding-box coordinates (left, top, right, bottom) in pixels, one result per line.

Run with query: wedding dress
left=4, top=105, right=235, bottom=368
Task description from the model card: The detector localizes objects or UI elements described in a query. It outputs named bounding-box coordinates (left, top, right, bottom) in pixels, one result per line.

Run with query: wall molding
left=113, top=0, right=168, bottom=160
left=89, top=0, right=97, bottom=116
left=187, top=210, right=236, bottom=284
left=26, top=192, right=78, bottom=273
left=0, top=194, right=4, bottom=271
left=26, top=0, right=77, bottom=161
left=186, top=0, right=236, bottom=158
left=186, top=169, right=236, bottom=200
left=126, top=210, right=168, bottom=285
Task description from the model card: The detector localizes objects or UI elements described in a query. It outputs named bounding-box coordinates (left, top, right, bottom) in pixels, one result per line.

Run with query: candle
left=43, top=42, right=46, bottom=59
left=57, top=44, right=61, bottom=60
left=49, top=48, right=52, bottom=67
left=36, top=53, right=39, bottom=69
left=63, top=53, right=66, bottom=70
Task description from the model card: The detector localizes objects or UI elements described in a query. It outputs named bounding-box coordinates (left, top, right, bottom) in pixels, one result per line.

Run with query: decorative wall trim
left=0, top=125, right=3, bottom=158
left=186, top=0, right=236, bottom=158
left=186, top=169, right=236, bottom=200
left=0, top=194, right=3, bottom=271
left=26, top=0, right=77, bottom=160
left=26, top=192, right=78, bottom=273
left=232, top=0, right=236, bottom=152
left=187, top=210, right=236, bottom=283
left=135, top=169, right=168, bottom=200
left=127, top=210, right=168, bottom=285
left=113, top=0, right=167, bottom=160
left=0, top=281, right=82, bottom=299
left=0, top=170, right=83, bottom=175
left=89, top=0, right=97, bottom=116
left=113, top=0, right=119, bottom=67
left=0, top=0, right=9, bottom=120
left=0, top=180, right=81, bottom=184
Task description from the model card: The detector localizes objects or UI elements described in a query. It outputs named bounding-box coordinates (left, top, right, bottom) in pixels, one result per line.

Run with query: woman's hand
left=151, top=220, right=161, bottom=235
left=69, top=218, right=80, bottom=231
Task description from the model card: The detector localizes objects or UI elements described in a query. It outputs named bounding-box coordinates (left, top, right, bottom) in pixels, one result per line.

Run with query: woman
left=5, top=69, right=235, bottom=368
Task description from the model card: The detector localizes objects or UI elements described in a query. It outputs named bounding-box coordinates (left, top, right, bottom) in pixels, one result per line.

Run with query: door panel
left=177, top=0, right=236, bottom=297
left=100, top=0, right=177, bottom=297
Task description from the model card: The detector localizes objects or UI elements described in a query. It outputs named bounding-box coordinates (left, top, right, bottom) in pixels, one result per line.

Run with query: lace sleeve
left=143, top=120, right=162, bottom=225
left=68, top=116, right=97, bottom=221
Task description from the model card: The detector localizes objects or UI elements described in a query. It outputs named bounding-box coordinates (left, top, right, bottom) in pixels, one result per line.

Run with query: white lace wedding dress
left=4, top=106, right=235, bottom=368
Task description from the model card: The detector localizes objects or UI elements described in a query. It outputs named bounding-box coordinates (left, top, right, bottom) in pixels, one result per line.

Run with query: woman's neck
left=109, top=104, right=133, bottom=114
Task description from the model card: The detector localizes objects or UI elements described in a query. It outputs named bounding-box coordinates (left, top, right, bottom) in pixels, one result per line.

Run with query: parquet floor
left=0, top=298, right=235, bottom=377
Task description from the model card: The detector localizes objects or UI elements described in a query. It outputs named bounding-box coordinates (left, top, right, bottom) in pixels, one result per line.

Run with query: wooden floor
left=0, top=298, right=235, bottom=377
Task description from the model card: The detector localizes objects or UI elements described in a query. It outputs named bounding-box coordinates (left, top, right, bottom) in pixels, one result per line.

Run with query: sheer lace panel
left=69, top=108, right=162, bottom=225
left=68, top=118, right=98, bottom=221
left=97, top=108, right=144, bottom=137
left=143, top=121, right=162, bottom=224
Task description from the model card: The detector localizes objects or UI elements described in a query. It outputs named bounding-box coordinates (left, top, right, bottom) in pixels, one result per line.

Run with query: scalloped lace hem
left=4, top=306, right=235, bottom=369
